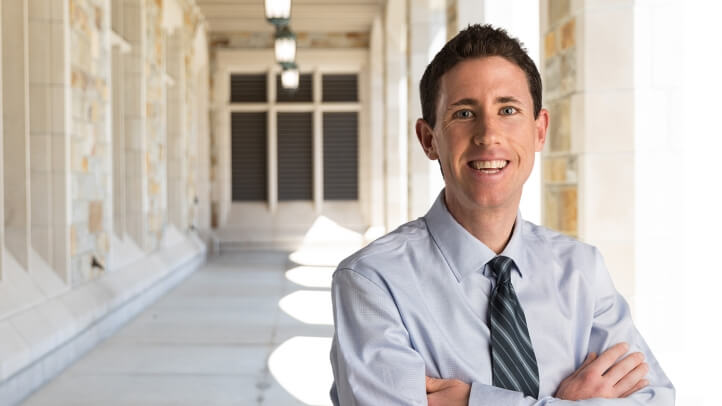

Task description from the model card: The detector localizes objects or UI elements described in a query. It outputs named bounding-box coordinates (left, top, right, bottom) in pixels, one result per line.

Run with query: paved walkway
left=21, top=250, right=340, bottom=406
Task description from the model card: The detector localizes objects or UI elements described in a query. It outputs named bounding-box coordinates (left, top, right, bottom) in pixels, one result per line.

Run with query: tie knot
left=488, top=256, right=514, bottom=285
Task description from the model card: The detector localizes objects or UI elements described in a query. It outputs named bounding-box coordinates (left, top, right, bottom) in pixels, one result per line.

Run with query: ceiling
left=196, top=0, right=385, bottom=34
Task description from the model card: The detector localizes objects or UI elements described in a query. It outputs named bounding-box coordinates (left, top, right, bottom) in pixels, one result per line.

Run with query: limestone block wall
left=541, top=0, right=578, bottom=237
left=145, top=0, right=166, bottom=249
left=183, top=8, right=200, bottom=230
left=541, top=0, right=636, bottom=301
left=69, top=0, right=112, bottom=284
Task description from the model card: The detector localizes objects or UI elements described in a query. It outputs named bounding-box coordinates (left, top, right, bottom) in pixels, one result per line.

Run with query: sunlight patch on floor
left=279, top=290, right=334, bottom=325
left=268, top=336, right=334, bottom=406
left=289, top=216, right=363, bottom=267
left=285, top=266, right=334, bottom=289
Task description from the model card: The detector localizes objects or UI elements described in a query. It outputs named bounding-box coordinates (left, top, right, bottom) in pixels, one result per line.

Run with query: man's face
left=416, top=56, right=548, bottom=215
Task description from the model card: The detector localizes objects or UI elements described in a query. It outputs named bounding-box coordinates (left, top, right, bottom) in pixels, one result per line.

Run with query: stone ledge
left=0, top=232, right=207, bottom=406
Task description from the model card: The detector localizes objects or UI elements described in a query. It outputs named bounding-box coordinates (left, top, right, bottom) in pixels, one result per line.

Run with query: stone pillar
left=29, top=0, right=56, bottom=270
left=111, top=0, right=127, bottom=238
left=407, top=0, right=446, bottom=219
left=366, top=16, right=385, bottom=235
left=166, top=30, right=186, bottom=231
left=69, top=0, right=112, bottom=284
left=541, top=0, right=636, bottom=300
left=384, top=0, right=408, bottom=229
left=0, top=0, right=4, bottom=280
left=123, top=0, right=148, bottom=250
left=144, top=0, right=167, bottom=248
left=2, top=0, right=31, bottom=271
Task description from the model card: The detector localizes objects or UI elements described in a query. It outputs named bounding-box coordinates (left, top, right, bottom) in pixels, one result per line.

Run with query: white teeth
left=470, top=160, right=508, bottom=170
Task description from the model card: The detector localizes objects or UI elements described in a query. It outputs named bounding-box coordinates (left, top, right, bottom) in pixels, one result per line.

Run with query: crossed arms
left=329, top=268, right=675, bottom=405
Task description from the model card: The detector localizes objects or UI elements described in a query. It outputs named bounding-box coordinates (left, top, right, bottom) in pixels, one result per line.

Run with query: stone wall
left=184, top=8, right=200, bottom=230
left=145, top=0, right=166, bottom=249
left=69, top=0, right=111, bottom=284
left=541, top=0, right=577, bottom=237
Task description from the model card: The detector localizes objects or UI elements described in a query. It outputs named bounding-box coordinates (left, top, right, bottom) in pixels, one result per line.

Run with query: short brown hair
left=419, top=24, right=542, bottom=128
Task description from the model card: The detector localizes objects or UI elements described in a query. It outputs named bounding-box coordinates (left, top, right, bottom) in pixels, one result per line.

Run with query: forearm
left=468, top=383, right=674, bottom=405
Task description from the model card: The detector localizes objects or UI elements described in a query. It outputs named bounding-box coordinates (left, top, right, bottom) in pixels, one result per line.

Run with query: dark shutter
left=231, top=112, right=267, bottom=201
left=323, top=112, right=358, bottom=200
left=276, top=74, right=313, bottom=102
left=322, top=74, right=358, bottom=102
left=230, top=74, right=267, bottom=103
left=277, top=113, right=313, bottom=200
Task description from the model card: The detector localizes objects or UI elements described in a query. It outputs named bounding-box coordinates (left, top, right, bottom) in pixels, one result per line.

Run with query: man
left=329, top=25, right=674, bottom=405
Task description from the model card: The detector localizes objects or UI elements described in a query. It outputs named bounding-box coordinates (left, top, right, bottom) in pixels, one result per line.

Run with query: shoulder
left=522, top=220, right=602, bottom=268
left=333, top=218, right=431, bottom=287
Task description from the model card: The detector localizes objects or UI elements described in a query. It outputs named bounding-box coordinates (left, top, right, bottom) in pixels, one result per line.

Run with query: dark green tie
left=488, top=256, right=539, bottom=398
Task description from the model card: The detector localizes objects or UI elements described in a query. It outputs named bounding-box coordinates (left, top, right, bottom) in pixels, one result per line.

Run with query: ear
left=534, top=108, right=550, bottom=152
left=416, top=118, right=439, bottom=160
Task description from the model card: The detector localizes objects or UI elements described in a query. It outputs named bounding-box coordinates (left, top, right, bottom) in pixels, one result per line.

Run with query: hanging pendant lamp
left=265, top=0, right=291, bottom=27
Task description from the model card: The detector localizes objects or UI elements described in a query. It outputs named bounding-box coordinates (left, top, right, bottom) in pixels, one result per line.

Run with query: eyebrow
left=447, top=96, right=523, bottom=109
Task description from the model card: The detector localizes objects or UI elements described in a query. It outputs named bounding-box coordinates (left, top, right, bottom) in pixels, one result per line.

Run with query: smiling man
left=329, top=25, right=674, bottom=405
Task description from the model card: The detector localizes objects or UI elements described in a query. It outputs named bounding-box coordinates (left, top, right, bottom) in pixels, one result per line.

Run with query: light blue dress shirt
left=330, top=192, right=674, bottom=405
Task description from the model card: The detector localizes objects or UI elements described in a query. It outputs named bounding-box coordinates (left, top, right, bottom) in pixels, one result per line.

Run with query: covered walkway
left=21, top=250, right=341, bottom=406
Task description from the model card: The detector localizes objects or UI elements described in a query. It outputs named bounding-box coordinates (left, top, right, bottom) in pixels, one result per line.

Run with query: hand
left=555, top=342, right=649, bottom=400
left=426, top=376, right=471, bottom=406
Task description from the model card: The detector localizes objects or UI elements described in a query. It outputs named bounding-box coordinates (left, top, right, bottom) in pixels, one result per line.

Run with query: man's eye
left=454, top=110, right=474, bottom=119
left=500, top=106, right=517, bottom=115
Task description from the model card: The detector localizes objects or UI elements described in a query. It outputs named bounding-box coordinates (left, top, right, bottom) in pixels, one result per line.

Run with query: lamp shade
left=274, top=26, right=296, bottom=63
left=265, top=0, right=291, bottom=26
left=281, top=62, right=299, bottom=90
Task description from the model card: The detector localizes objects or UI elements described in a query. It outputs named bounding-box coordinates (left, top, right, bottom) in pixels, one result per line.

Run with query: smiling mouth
left=468, top=160, right=509, bottom=174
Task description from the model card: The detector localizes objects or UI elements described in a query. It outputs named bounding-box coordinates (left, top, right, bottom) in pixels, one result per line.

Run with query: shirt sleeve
left=330, top=267, right=428, bottom=405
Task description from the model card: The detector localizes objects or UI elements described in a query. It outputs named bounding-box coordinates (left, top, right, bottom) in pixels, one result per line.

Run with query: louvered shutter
left=322, top=74, right=358, bottom=102
left=230, top=74, right=267, bottom=103
left=323, top=112, right=358, bottom=200
left=276, top=74, right=313, bottom=102
left=277, top=113, right=313, bottom=200
left=231, top=112, right=267, bottom=201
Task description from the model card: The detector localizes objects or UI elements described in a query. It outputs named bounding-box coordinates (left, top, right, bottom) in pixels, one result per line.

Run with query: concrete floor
left=21, top=250, right=338, bottom=406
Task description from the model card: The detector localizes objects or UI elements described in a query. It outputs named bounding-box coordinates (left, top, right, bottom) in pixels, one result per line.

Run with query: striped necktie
left=487, top=256, right=539, bottom=398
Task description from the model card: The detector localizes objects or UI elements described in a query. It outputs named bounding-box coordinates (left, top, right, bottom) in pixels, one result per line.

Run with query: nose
left=472, top=114, right=501, bottom=146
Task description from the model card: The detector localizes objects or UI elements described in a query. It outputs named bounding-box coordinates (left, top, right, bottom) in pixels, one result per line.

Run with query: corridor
left=21, top=249, right=341, bottom=406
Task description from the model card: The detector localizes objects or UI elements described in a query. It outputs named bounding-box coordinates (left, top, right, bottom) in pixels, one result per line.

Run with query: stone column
left=407, top=0, right=446, bottom=219
left=111, top=0, right=127, bottom=238
left=2, top=0, right=31, bottom=271
left=0, top=0, right=4, bottom=280
left=541, top=0, right=636, bottom=300
left=123, top=0, right=149, bottom=250
left=166, top=30, right=186, bottom=231
left=365, top=16, right=385, bottom=236
left=384, top=0, right=408, bottom=229
left=29, top=0, right=56, bottom=270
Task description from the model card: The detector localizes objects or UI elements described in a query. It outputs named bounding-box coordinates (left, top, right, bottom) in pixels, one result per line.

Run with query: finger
left=621, top=379, right=649, bottom=398
left=604, top=352, right=645, bottom=384
left=612, top=362, right=649, bottom=397
left=589, top=342, right=629, bottom=374
left=579, top=352, right=598, bottom=370
left=426, top=376, right=445, bottom=393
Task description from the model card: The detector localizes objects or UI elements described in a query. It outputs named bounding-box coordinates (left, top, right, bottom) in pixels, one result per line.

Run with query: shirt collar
left=423, top=190, right=527, bottom=282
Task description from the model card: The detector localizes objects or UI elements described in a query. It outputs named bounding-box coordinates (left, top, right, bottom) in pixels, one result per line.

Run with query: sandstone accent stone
left=544, top=188, right=559, bottom=231
left=560, top=187, right=578, bottom=234
left=545, top=31, right=557, bottom=60
left=88, top=200, right=103, bottom=233
left=561, top=19, right=575, bottom=50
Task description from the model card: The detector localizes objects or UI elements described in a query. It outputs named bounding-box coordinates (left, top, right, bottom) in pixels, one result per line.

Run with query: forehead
left=438, top=56, right=531, bottom=105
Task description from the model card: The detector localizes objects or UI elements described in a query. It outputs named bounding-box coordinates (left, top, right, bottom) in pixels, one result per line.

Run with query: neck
left=443, top=192, right=519, bottom=254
